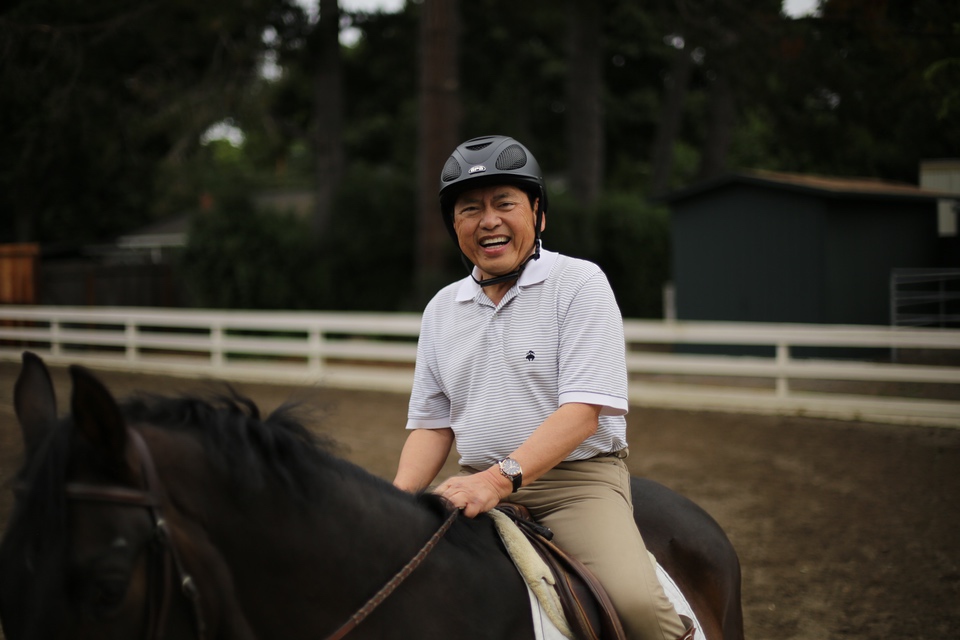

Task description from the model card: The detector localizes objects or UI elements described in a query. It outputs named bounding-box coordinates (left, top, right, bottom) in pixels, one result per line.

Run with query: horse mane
left=5, top=391, right=344, bottom=547
left=119, top=389, right=365, bottom=501
left=121, top=392, right=472, bottom=547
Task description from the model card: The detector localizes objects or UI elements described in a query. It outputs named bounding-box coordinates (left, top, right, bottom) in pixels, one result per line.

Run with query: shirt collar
left=455, top=248, right=557, bottom=301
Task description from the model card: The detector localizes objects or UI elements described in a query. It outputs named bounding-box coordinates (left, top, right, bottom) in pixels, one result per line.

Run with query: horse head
left=0, top=352, right=253, bottom=640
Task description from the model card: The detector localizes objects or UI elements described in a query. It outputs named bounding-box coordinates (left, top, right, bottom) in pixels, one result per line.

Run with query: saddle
left=495, top=503, right=627, bottom=640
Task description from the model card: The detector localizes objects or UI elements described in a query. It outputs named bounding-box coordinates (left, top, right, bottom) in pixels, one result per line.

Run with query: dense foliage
left=0, top=0, right=304, bottom=244
left=181, top=194, right=317, bottom=309
left=546, top=192, right=672, bottom=318
left=3, top=0, right=958, bottom=314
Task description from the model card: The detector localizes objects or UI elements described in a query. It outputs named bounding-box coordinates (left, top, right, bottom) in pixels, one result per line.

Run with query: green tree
left=566, top=0, right=605, bottom=208
left=547, top=190, right=671, bottom=318
left=416, top=0, right=461, bottom=305
left=745, top=0, right=960, bottom=181
left=0, top=0, right=301, bottom=244
left=317, top=163, right=419, bottom=311
left=312, top=0, right=345, bottom=238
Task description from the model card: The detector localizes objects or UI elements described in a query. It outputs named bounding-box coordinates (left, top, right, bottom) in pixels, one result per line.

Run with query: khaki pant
left=464, top=454, right=685, bottom=640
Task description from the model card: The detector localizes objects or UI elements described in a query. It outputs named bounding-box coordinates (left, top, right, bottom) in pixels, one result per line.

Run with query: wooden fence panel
left=0, top=244, right=39, bottom=304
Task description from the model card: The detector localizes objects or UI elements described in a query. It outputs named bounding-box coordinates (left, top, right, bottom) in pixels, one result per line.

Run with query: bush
left=180, top=164, right=419, bottom=311
left=547, top=191, right=670, bottom=318
left=180, top=194, right=319, bottom=309
left=316, top=163, right=419, bottom=310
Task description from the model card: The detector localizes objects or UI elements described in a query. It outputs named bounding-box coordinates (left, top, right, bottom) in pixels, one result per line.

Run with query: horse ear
left=13, top=351, right=59, bottom=455
left=69, top=364, right=128, bottom=461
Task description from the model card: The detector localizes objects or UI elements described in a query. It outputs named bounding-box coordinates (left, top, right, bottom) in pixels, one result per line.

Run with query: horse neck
left=150, top=427, right=450, bottom=609
left=151, top=425, right=436, bottom=535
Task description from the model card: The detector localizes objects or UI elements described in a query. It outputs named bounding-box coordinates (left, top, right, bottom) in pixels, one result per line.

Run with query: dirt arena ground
left=0, top=361, right=958, bottom=639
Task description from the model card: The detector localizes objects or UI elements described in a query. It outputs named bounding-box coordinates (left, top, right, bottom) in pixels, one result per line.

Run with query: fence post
left=125, top=319, right=137, bottom=362
left=211, top=323, right=224, bottom=369
left=308, top=326, right=323, bottom=375
left=775, top=342, right=790, bottom=398
left=51, top=318, right=62, bottom=357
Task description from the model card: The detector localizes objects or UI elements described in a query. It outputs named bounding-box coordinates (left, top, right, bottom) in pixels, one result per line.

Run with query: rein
left=324, top=507, right=460, bottom=640
left=63, top=429, right=207, bottom=640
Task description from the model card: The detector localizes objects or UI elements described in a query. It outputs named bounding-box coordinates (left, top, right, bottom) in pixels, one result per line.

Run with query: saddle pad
left=489, top=509, right=704, bottom=640
left=525, top=585, right=572, bottom=640
left=655, top=561, right=703, bottom=638
left=489, top=509, right=572, bottom=637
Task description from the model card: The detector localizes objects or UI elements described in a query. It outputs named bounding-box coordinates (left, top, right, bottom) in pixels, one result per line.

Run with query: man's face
left=452, top=184, right=543, bottom=281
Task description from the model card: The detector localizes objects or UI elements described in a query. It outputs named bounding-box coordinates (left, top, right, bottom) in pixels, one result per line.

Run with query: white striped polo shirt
left=406, top=248, right=629, bottom=468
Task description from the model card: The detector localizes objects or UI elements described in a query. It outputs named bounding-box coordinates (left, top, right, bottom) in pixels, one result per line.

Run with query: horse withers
left=0, top=352, right=743, bottom=639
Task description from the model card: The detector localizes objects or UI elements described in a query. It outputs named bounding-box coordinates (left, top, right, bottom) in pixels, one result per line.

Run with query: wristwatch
left=498, top=457, right=523, bottom=493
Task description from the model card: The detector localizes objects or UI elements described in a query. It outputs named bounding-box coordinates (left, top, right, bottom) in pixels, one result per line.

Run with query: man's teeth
left=480, top=237, right=509, bottom=247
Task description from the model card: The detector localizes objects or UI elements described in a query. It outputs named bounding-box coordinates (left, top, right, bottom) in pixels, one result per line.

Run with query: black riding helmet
left=438, top=135, right=548, bottom=287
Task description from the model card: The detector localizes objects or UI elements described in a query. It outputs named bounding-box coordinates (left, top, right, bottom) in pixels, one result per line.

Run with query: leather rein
left=44, top=427, right=459, bottom=640
left=324, top=507, right=459, bottom=640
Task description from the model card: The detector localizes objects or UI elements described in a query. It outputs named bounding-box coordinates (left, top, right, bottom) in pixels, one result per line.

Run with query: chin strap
left=469, top=240, right=541, bottom=288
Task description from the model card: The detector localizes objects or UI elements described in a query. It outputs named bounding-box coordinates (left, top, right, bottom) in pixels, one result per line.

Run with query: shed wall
left=823, top=200, right=940, bottom=324
left=671, top=183, right=944, bottom=326
left=671, top=185, right=825, bottom=323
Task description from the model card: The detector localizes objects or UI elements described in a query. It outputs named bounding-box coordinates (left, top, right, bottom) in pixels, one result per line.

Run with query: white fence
left=1, top=306, right=958, bottom=428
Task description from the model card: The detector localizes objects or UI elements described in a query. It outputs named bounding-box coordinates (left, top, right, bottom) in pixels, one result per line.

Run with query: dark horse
left=0, top=353, right=743, bottom=639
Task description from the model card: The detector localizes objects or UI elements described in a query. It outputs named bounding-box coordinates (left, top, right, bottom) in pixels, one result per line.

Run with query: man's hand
left=434, top=468, right=512, bottom=518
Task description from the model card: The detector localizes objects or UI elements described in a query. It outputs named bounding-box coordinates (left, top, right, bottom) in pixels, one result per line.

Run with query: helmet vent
left=441, top=157, right=462, bottom=182
left=465, top=142, right=492, bottom=151
left=496, top=145, right=528, bottom=171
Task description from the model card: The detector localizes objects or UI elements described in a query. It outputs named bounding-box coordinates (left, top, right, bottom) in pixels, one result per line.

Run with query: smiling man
left=394, top=135, right=692, bottom=640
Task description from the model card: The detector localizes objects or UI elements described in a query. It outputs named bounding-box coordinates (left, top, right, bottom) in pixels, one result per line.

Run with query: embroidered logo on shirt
left=526, top=350, right=536, bottom=361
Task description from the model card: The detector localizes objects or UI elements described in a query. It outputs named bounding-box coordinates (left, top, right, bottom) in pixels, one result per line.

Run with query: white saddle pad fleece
left=489, top=509, right=703, bottom=640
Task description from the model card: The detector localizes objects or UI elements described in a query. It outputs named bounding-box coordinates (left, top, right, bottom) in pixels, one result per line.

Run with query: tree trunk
left=313, top=0, right=344, bottom=239
left=649, top=45, right=694, bottom=197
left=566, top=0, right=604, bottom=211
left=697, top=74, right=736, bottom=182
left=416, top=0, right=460, bottom=305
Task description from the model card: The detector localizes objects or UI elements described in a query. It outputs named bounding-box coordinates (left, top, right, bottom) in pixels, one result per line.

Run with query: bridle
left=63, top=428, right=207, bottom=640
left=46, top=427, right=459, bottom=640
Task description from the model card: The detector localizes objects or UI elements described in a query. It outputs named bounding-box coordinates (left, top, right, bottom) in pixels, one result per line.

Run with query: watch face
left=500, top=458, right=521, bottom=476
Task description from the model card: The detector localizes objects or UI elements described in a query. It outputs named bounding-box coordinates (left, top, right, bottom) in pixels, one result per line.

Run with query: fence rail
left=1, top=306, right=959, bottom=428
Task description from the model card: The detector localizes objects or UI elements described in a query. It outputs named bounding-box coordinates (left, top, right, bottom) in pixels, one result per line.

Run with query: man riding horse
left=393, top=135, right=696, bottom=640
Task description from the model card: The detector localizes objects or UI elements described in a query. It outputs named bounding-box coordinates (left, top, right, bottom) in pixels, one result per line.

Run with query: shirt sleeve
left=556, top=269, right=629, bottom=416
left=405, top=301, right=452, bottom=429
